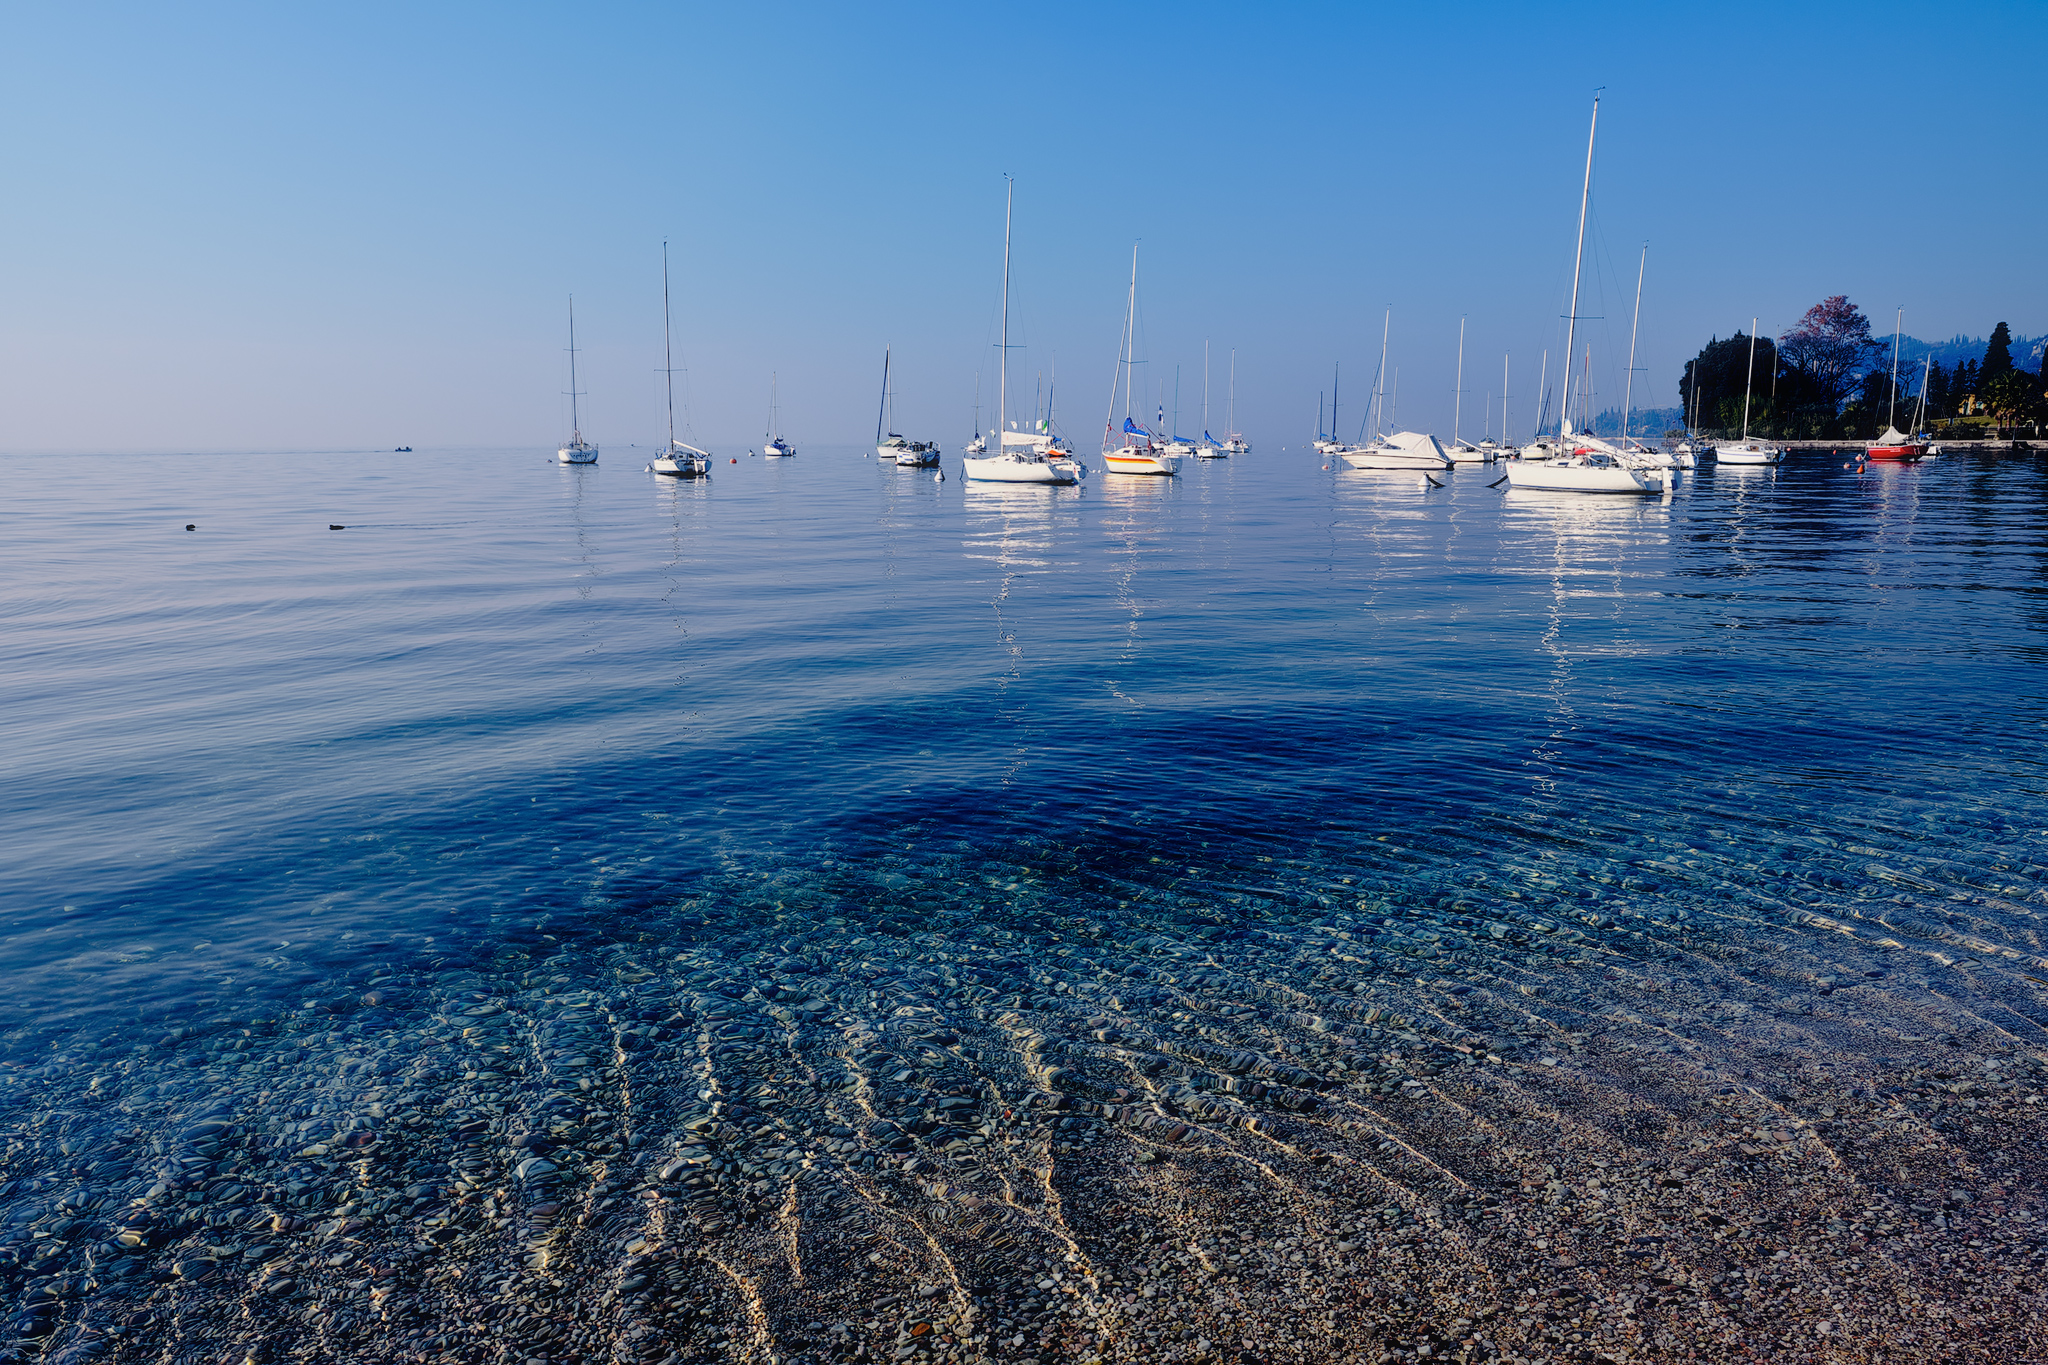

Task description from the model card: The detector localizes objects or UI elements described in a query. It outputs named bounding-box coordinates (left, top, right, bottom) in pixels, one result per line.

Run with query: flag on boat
left=1123, top=418, right=1153, bottom=436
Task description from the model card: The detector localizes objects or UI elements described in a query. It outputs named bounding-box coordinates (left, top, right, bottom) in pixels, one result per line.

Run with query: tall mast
left=876, top=348, right=890, bottom=444
left=971, top=370, right=980, bottom=440
left=565, top=295, right=582, bottom=443
left=1372, top=308, right=1390, bottom=441
left=1172, top=364, right=1180, bottom=437
left=999, top=176, right=1013, bottom=446
left=1202, top=339, right=1210, bottom=434
left=1124, top=245, right=1138, bottom=425
left=1741, top=319, right=1758, bottom=441
left=1105, top=244, right=1136, bottom=447
left=1502, top=351, right=1510, bottom=447
left=1535, top=349, right=1548, bottom=440
left=1227, top=349, right=1236, bottom=434
left=1887, top=306, right=1903, bottom=431
left=661, top=248, right=675, bottom=448
left=1560, top=91, right=1600, bottom=438
left=1912, top=354, right=1931, bottom=434
left=1622, top=242, right=1646, bottom=445
left=1331, top=362, right=1339, bottom=444
left=1453, top=316, right=1466, bottom=446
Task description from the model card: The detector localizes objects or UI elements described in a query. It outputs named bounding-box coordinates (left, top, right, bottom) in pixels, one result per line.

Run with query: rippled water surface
left=5, top=446, right=2048, bottom=1364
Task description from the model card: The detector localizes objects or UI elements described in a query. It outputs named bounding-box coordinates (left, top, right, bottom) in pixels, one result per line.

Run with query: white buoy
left=934, top=470, right=944, bottom=482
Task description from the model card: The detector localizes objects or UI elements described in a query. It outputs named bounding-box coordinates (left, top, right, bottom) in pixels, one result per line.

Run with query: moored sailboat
left=1100, top=245, right=1179, bottom=476
left=1714, top=319, right=1785, bottom=465
left=963, top=179, right=1084, bottom=486
left=1865, top=311, right=1929, bottom=461
left=557, top=297, right=598, bottom=464
left=1506, top=94, right=1664, bottom=495
left=763, top=373, right=795, bottom=457
left=873, top=348, right=941, bottom=466
left=650, top=244, right=710, bottom=478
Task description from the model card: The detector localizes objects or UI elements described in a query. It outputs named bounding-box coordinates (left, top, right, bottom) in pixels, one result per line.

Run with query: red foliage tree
left=1777, top=296, right=1877, bottom=413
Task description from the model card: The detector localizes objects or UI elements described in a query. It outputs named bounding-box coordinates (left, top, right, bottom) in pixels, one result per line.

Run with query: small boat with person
left=874, top=348, right=940, bottom=465
left=763, top=373, right=795, bottom=457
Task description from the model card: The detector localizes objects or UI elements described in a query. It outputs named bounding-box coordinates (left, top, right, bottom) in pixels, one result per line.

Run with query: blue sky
left=5, top=1, right=2042, bottom=453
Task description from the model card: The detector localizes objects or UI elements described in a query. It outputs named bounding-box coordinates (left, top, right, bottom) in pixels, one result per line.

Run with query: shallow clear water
left=6, top=445, right=2048, bottom=1362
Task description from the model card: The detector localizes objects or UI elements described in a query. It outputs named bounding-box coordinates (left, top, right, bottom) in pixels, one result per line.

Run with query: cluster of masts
left=549, top=99, right=1935, bottom=492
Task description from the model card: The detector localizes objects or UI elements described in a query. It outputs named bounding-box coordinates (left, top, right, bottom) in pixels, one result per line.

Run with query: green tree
left=1979, top=368, right=2039, bottom=434
left=1982, top=322, right=2015, bottom=381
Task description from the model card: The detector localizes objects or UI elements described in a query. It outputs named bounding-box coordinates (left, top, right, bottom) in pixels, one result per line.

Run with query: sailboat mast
left=1227, top=349, right=1236, bottom=435
left=1453, top=316, right=1466, bottom=446
left=1535, top=349, right=1548, bottom=441
left=1622, top=242, right=1646, bottom=444
left=1887, top=306, right=1903, bottom=431
left=971, top=370, right=980, bottom=440
left=1331, top=363, right=1339, bottom=444
left=1105, top=244, right=1135, bottom=447
left=769, top=372, right=778, bottom=441
left=1372, top=309, right=1390, bottom=441
left=1560, top=91, right=1600, bottom=437
left=661, top=249, right=675, bottom=448
left=1202, top=340, right=1210, bottom=434
left=999, top=176, right=1013, bottom=447
left=1741, top=320, right=1759, bottom=441
left=1124, top=246, right=1138, bottom=426
left=1503, top=351, right=1510, bottom=448
left=877, top=348, right=890, bottom=444
left=1912, top=354, right=1931, bottom=434
left=566, top=295, right=582, bottom=442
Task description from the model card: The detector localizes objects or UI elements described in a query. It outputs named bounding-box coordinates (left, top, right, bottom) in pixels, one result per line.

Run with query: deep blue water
left=8, top=447, right=2048, bottom=1027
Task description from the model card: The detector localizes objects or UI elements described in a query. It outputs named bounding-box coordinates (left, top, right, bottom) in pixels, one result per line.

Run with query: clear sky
left=6, top=1, right=2042, bottom=453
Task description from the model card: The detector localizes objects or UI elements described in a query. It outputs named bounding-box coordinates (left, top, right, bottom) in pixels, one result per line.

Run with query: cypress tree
left=1982, top=322, right=2014, bottom=381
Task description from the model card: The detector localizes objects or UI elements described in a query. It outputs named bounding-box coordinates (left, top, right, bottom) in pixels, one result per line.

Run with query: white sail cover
left=1002, top=430, right=1052, bottom=447
left=1386, top=431, right=1448, bottom=460
left=1874, top=426, right=1912, bottom=446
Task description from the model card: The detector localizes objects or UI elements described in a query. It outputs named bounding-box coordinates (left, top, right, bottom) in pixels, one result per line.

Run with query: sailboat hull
left=1865, top=444, right=1926, bottom=462
left=963, top=454, right=1079, bottom=484
left=1505, top=458, right=1662, bottom=493
left=1103, top=451, right=1180, bottom=476
left=763, top=441, right=795, bottom=458
left=1715, top=443, right=1783, bottom=465
left=558, top=444, right=598, bottom=465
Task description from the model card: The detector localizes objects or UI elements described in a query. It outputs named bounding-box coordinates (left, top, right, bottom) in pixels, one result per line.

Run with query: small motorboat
left=394, top=446, right=412, bottom=453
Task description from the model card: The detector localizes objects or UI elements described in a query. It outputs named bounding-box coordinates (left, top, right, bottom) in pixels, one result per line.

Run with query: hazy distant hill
left=1899, top=333, right=2044, bottom=373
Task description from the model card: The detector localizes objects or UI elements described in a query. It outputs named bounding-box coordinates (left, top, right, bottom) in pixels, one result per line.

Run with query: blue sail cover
left=1203, top=431, right=1218, bottom=443
left=1123, top=418, right=1153, bottom=437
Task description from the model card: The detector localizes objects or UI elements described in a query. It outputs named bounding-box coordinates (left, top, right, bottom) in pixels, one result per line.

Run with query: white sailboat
left=963, top=179, right=1084, bottom=486
left=1507, top=95, right=1665, bottom=496
left=1220, top=349, right=1250, bottom=453
left=1444, top=317, right=1490, bottom=462
left=1341, top=312, right=1452, bottom=470
left=1195, top=343, right=1226, bottom=458
left=873, top=348, right=941, bottom=466
left=763, top=373, right=795, bottom=457
left=1100, top=244, right=1179, bottom=476
left=1715, top=318, right=1785, bottom=465
left=964, top=371, right=988, bottom=454
left=556, top=296, right=598, bottom=464
left=650, top=244, right=710, bottom=478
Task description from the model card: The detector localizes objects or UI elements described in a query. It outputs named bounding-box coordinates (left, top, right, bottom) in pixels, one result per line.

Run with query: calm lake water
left=10, top=446, right=2045, bottom=1022
left=6, top=443, right=2048, bottom=1362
